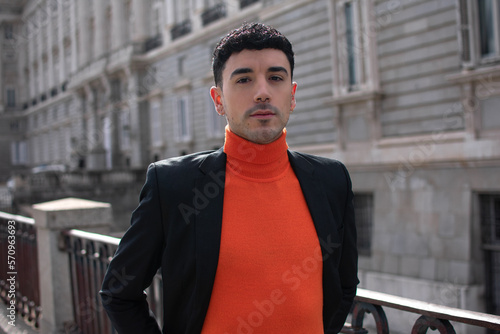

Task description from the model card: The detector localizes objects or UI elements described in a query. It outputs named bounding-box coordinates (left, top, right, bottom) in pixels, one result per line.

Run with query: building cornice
left=23, top=90, right=72, bottom=116
left=323, top=90, right=384, bottom=106
left=132, top=3, right=265, bottom=64
left=290, top=131, right=500, bottom=171
left=445, top=64, right=500, bottom=83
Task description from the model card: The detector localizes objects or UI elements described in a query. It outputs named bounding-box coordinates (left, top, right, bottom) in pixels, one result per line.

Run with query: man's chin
left=247, top=128, right=283, bottom=145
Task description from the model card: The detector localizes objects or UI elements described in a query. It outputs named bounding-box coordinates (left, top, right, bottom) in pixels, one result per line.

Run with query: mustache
left=245, top=103, right=280, bottom=116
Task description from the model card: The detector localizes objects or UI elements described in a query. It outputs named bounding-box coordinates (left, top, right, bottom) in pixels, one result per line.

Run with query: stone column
left=46, top=1, right=54, bottom=89
left=131, top=0, right=149, bottom=51
left=125, top=70, right=144, bottom=169
left=192, top=0, right=203, bottom=32
left=57, top=0, right=64, bottom=83
left=227, top=0, right=240, bottom=16
left=86, top=85, right=106, bottom=171
left=31, top=197, right=112, bottom=334
left=69, top=1, right=78, bottom=73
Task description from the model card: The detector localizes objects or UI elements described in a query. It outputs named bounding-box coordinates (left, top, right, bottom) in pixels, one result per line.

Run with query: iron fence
left=60, top=229, right=163, bottom=334
left=0, top=211, right=41, bottom=329
left=341, top=288, right=500, bottom=333
left=1, top=211, right=499, bottom=333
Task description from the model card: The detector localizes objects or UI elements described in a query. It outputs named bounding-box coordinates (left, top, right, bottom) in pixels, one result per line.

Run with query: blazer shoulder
left=289, top=150, right=347, bottom=171
left=288, top=150, right=352, bottom=187
left=151, top=148, right=223, bottom=173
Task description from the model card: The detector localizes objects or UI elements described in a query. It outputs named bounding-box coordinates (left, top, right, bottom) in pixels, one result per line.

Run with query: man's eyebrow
left=230, top=66, right=289, bottom=79
left=230, top=68, right=253, bottom=79
left=268, top=66, right=289, bottom=75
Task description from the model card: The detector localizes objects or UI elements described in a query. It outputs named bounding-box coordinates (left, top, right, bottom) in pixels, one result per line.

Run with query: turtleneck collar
left=223, top=126, right=290, bottom=181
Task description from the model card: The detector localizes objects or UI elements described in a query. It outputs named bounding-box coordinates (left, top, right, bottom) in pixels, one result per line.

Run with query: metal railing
left=0, top=211, right=41, bottom=329
left=60, top=229, right=163, bottom=334
left=1, top=213, right=499, bottom=333
left=341, top=288, right=500, bottom=333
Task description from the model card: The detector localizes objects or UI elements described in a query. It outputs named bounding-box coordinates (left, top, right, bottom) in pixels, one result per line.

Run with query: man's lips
left=250, top=110, right=275, bottom=119
left=247, top=103, right=279, bottom=119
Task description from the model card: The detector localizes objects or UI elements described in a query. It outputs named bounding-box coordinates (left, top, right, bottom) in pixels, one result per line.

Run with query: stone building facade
left=0, top=0, right=499, bottom=332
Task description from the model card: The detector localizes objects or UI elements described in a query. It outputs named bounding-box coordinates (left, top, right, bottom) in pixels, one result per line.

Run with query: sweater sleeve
left=100, top=164, right=164, bottom=334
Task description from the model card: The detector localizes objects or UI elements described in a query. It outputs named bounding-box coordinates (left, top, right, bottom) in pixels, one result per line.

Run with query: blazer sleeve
left=329, top=163, right=359, bottom=333
left=100, top=163, right=165, bottom=334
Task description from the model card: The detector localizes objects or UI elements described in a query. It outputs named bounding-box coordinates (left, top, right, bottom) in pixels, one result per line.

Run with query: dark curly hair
left=212, top=22, right=295, bottom=87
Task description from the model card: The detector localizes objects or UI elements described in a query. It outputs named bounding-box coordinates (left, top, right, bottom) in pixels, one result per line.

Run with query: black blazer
left=100, top=148, right=358, bottom=334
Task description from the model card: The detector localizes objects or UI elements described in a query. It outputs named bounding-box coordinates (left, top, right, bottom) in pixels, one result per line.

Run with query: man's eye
left=236, top=77, right=250, bottom=84
left=270, top=76, right=283, bottom=81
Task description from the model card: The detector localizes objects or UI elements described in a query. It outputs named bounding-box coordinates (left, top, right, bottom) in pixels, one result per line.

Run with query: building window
left=329, top=0, right=379, bottom=96
left=170, top=0, right=192, bottom=40
left=175, top=96, right=191, bottom=142
left=4, top=23, right=13, bottom=39
left=151, top=2, right=163, bottom=36
left=10, top=121, right=20, bottom=132
left=354, top=193, right=374, bottom=256
left=171, top=20, right=191, bottom=40
left=459, top=0, right=500, bottom=67
left=201, top=2, right=226, bottom=26
left=11, top=141, right=27, bottom=165
left=6, top=88, right=16, bottom=108
left=479, top=194, right=500, bottom=316
left=240, top=0, right=259, bottom=9
left=344, top=2, right=356, bottom=88
left=145, top=3, right=163, bottom=54
left=480, top=194, right=500, bottom=248
left=110, top=79, right=121, bottom=103
left=178, top=56, right=186, bottom=76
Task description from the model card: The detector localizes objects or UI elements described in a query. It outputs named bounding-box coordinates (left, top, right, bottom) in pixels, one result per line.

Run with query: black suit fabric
left=100, top=148, right=358, bottom=334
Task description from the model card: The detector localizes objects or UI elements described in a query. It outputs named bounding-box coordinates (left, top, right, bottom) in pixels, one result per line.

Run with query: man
left=100, top=22, right=358, bottom=333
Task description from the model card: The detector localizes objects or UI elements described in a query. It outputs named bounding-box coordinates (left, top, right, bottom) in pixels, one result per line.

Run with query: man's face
left=211, top=49, right=297, bottom=144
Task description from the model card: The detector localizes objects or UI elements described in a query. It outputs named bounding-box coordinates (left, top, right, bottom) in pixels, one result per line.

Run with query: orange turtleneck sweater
left=201, top=127, right=324, bottom=334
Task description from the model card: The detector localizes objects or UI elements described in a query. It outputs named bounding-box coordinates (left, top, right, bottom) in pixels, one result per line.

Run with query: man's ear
left=290, top=82, right=297, bottom=111
left=210, top=86, right=224, bottom=116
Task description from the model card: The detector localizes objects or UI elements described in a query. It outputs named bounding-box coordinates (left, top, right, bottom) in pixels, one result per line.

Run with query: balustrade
left=341, top=288, right=500, bottom=333
left=1, top=207, right=500, bottom=333
left=0, top=212, right=41, bottom=329
left=60, top=229, right=163, bottom=334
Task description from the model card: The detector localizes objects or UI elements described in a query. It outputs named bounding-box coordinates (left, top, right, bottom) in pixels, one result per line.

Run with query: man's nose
left=254, top=78, right=271, bottom=102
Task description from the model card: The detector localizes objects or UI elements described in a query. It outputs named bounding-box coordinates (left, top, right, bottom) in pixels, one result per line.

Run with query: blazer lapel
left=189, top=148, right=227, bottom=332
left=288, top=151, right=337, bottom=250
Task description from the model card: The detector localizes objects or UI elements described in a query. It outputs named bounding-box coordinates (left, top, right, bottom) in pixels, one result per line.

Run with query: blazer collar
left=288, top=151, right=335, bottom=247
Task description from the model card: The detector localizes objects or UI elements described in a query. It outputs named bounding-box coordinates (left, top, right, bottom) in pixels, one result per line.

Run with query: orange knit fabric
left=201, top=128, right=324, bottom=334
